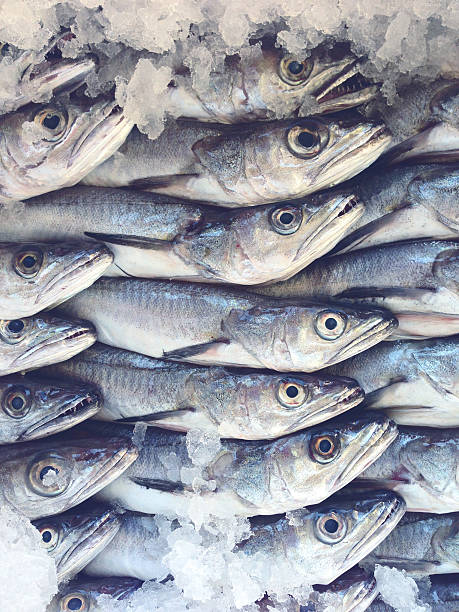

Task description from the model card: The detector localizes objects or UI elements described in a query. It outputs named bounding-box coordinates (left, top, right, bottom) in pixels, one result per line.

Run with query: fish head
left=0, top=241, right=113, bottom=318
left=311, top=567, right=378, bottom=611
left=33, top=506, right=121, bottom=581
left=430, top=82, right=459, bottom=124
left=48, top=577, right=144, bottom=612
left=0, top=435, right=138, bottom=519
left=222, top=301, right=397, bottom=371
left=0, top=375, right=100, bottom=442
left=433, top=245, right=459, bottom=294
left=0, top=94, right=133, bottom=200
left=0, top=313, right=96, bottom=375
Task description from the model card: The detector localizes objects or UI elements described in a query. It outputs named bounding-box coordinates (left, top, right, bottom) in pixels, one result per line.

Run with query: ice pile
left=375, top=566, right=431, bottom=612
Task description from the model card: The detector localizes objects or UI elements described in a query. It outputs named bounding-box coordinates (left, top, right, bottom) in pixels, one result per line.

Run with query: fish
left=323, top=337, right=459, bottom=428
left=257, top=240, right=459, bottom=340
left=166, top=45, right=378, bottom=123
left=0, top=241, right=113, bottom=319
left=355, top=426, right=459, bottom=513
left=92, top=413, right=397, bottom=517
left=0, top=374, right=100, bottom=443
left=0, top=433, right=138, bottom=519
left=0, top=186, right=363, bottom=285
left=0, top=93, right=133, bottom=201
left=55, top=278, right=397, bottom=372
left=42, top=343, right=364, bottom=439
left=32, top=506, right=121, bottom=583
left=0, top=313, right=96, bottom=376
left=81, top=116, right=391, bottom=207
left=47, top=577, right=144, bottom=612
left=361, top=512, right=459, bottom=576
left=368, top=575, right=459, bottom=612
left=330, top=164, right=459, bottom=254
left=237, top=491, right=405, bottom=585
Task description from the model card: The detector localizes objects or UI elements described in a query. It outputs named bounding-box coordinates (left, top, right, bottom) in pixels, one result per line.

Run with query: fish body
left=0, top=313, right=96, bottom=376
left=82, top=117, right=391, bottom=207
left=0, top=374, right=99, bottom=443
left=303, top=568, right=378, bottom=612
left=0, top=241, right=113, bottom=318
left=257, top=240, right=459, bottom=340
left=94, top=414, right=397, bottom=517
left=0, top=186, right=363, bottom=285
left=47, top=577, right=143, bottom=612
left=323, top=338, right=459, bottom=428
left=32, top=506, right=121, bottom=582
left=42, top=344, right=364, bottom=439
left=56, top=278, right=397, bottom=372
left=356, top=427, right=459, bottom=513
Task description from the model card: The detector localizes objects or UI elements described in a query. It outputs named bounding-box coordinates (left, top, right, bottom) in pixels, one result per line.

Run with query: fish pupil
left=7, top=320, right=24, bottom=333
left=11, top=396, right=24, bottom=410
left=288, top=61, right=303, bottom=75
left=22, top=255, right=36, bottom=268
left=325, top=318, right=337, bottom=330
left=319, top=439, right=332, bottom=453
left=286, top=385, right=299, bottom=398
left=324, top=518, right=338, bottom=533
left=280, top=212, right=294, bottom=225
left=68, top=598, right=83, bottom=610
left=43, top=114, right=60, bottom=130
left=39, top=466, right=58, bottom=481
left=298, top=131, right=316, bottom=148
left=42, top=530, right=52, bottom=543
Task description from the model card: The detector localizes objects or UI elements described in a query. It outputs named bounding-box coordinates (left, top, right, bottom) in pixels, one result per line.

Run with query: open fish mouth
left=315, top=60, right=379, bottom=109
left=330, top=315, right=397, bottom=365
left=348, top=576, right=378, bottom=611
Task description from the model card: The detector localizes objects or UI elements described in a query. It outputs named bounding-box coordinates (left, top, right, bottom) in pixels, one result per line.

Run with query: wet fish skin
left=56, top=278, right=397, bottom=372
left=238, top=492, right=405, bottom=585
left=323, top=337, right=459, bottom=428
left=0, top=186, right=364, bottom=285
left=0, top=241, right=113, bottom=319
left=257, top=239, right=459, bottom=340
left=43, top=344, right=365, bottom=439
left=82, top=116, right=391, bottom=207
left=32, top=506, right=121, bottom=582
left=302, top=567, right=378, bottom=612
left=0, top=374, right=100, bottom=443
left=93, top=414, right=397, bottom=517
left=0, top=434, right=138, bottom=519
left=0, top=313, right=97, bottom=376
left=356, top=426, right=459, bottom=513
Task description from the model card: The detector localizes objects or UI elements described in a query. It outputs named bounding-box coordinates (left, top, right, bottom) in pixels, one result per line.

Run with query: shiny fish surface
left=43, top=344, right=365, bottom=439
left=257, top=240, right=459, bottom=340
left=94, top=414, right=397, bottom=517
left=0, top=241, right=113, bottom=319
left=56, top=278, right=397, bottom=371
left=82, top=116, right=391, bottom=207
left=0, top=186, right=363, bottom=285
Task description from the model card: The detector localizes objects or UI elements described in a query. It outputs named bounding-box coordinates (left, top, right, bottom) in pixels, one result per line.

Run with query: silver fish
left=56, top=278, right=397, bottom=372
left=0, top=241, right=113, bottom=319
left=302, top=568, right=379, bottom=612
left=0, top=94, right=133, bottom=201
left=94, top=414, right=397, bottom=517
left=362, top=512, right=459, bottom=576
left=32, top=506, right=121, bottom=582
left=0, top=186, right=363, bottom=285
left=323, top=338, right=459, bottom=428
left=0, top=313, right=96, bottom=376
left=0, top=434, right=138, bottom=519
left=167, top=46, right=378, bottom=123
left=0, top=374, right=99, bottom=443
left=42, top=344, right=364, bottom=439
left=257, top=240, right=459, bottom=340
left=47, top=577, right=143, bottom=612
left=356, top=427, right=459, bottom=513
left=238, top=492, right=405, bottom=585
left=81, top=117, right=391, bottom=207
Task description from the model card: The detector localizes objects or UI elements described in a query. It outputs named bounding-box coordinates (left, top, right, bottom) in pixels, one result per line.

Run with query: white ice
left=375, top=565, right=431, bottom=612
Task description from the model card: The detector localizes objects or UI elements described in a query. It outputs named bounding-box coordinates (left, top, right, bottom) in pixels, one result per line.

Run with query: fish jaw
left=384, top=122, right=459, bottom=165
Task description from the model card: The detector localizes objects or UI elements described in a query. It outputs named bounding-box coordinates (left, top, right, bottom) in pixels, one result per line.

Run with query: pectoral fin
left=163, top=338, right=230, bottom=360
left=126, top=174, right=199, bottom=191
left=85, top=232, right=173, bottom=250
left=116, top=407, right=195, bottom=423
left=337, top=287, right=436, bottom=301
left=130, top=477, right=185, bottom=493
left=369, top=557, right=440, bottom=573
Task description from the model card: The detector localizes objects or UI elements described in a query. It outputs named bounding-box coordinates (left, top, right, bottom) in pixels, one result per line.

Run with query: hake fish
left=56, top=278, right=397, bottom=371
left=323, top=337, right=459, bottom=428
left=0, top=374, right=99, bottom=443
left=81, top=116, right=391, bottom=207
left=0, top=241, right=113, bottom=319
left=47, top=577, right=144, bottom=612
left=0, top=94, right=133, bottom=201
left=0, top=434, right=138, bottom=519
left=301, top=568, right=378, bottom=612
left=94, top=414, right=397, bottom=517
left=0, top=186, right=363, bottom=285
left=257, top=240, right=459, bottom=340
left=0, top=313, right=96, bottom=376
left=33, top=506, right=121, bottom=582
left=356, top=426, right=459, bottom=513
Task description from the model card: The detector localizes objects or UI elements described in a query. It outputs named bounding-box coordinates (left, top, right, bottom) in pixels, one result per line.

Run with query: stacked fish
left=0, top=35, right=457, bottom=612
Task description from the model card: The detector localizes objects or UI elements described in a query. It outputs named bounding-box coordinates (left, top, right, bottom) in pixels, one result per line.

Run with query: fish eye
left=2, top=385, right=31, bottom=418
left=315, top=512, right=347, bottom=544
left=28, top=453, right=71, bottom=497
left=0, top=318, right=29, bottom=343
left=61, top=593, right=87, bottom=611
left=279, top=56, right=313, bottom=85
left=314, top=311, right=347, bottom=340
left=0, top=42, right=10, bottom=56
left=14, top=247, right=43, bottom=278
left=277, top=379, right=308, bottom=408
left=270, top=205, right=303, bottom=235
left=310, top=434, right=340, bottom=463
left=34, top=108, right=67, bottom=140
left=38, top=525, right=59, bottom=551
left=287, top=121, right=329, bottom=159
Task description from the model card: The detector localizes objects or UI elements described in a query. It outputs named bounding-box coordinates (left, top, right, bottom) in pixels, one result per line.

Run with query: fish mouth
left=346, top=576, right=378, bottom=611
left=315, top=61, right=379, bottom=111
left=27, top=56, right=96, bottom=95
